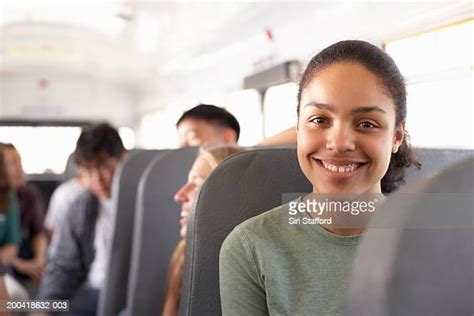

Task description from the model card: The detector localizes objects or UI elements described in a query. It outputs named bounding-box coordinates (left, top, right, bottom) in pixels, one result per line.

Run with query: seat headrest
left=346, top=158, right=474, bottom=315
left=180, top=147, right=311, bottom=315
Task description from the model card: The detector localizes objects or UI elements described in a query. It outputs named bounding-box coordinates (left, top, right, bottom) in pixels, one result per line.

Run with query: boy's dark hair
left=74, top=122, right=125, bottom=165
left=297, top=40, right=420, bottom=193
left=176, top=104, right=240, bottom=140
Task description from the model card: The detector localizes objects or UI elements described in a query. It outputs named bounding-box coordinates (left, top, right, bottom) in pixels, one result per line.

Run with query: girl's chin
left=180, top=227, right=187, bottom=239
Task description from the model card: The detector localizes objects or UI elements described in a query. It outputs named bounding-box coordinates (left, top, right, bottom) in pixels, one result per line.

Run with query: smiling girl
left=219, top=40, right=419, bottom=315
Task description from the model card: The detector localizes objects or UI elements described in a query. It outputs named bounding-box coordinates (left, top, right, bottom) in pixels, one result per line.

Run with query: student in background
left=0, top=143, right=29, bottom=301
left=44, top=164, right=88, bottom=255
left=2, top=143, right=47, bottom=289
left=176, top=104, right=240, bottom=147
left=162, top=144, right=244, bottom=316
left=37, top=123, right=127, bottom=315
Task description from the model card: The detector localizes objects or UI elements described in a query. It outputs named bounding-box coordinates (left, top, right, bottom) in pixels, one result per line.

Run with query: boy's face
left=80, top=153, right=121, bottom=200
left=177, top=118, right=228, bottom=147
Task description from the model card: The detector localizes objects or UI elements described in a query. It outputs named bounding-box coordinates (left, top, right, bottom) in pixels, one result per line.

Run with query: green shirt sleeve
left=219, top=225, right=268, bottom=316
left=4, top=192, right=21, bottom=245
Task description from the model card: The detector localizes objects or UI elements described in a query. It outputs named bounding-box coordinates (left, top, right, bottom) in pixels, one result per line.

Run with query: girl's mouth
left=312, top=158, right=367, bottom=178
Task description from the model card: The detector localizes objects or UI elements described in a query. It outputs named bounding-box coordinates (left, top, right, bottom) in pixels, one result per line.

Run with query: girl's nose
left=325, top=124, right=356, bottom=153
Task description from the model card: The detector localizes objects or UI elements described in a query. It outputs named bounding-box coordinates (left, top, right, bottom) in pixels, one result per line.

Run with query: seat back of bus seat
left=406, top=147, right=474, bottom=183
left=98, top=149, right=165, bottom=316
left=127, top=147, right=198, bottom=316
left=179, top=147, right=312, bottom=316
left=346, top=157, right=474, bottom=316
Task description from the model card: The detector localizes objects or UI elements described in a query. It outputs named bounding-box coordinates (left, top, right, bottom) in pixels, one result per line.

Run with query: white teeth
left=321, top=161, right=358, bottom=173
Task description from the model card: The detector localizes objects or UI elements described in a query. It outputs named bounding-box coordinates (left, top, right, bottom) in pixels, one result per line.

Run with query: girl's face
left=3, top=148, right=25, bottom=190
left=297, top=62, right=404, bottom=194
left=174, top=155, right=213, bottom=239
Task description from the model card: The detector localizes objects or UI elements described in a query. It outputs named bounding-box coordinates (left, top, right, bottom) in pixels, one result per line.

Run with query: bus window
left=385, top=19, right=473, bottom=149
left=263, top=82, right=298, bottom=138
left=118, top=126, right=136, bottom=150
left=138, top=106, right=182, bottom=149
left=0, top=125, right=81, bottom=174
left=226, top=89, right=263, bottom=146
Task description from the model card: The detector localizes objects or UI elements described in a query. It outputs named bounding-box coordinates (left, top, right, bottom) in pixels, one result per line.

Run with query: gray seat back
left=98, top=149, right=165, bottom=316
left=127, top=147, right=198, bottom=316
left=180, top=147, right=312, bottom=316
left=406, top=147, right=474, bottom=183
left=346, top=157, right=474, bottom=315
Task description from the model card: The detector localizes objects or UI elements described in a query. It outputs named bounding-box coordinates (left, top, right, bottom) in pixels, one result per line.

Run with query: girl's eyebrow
left=304, top=102, right=334, bottom=112
left=351, top=106, right=386, bottom=115
left=304, top=102, right=386, bottom=115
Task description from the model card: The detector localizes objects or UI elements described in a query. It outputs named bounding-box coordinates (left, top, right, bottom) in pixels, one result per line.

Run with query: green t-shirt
left=220, top=201, right=361, bottom=316
left=0, top=192, right=21, bottom=246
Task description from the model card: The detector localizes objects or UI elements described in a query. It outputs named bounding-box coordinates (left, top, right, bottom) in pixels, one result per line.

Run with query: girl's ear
left=392, top=122, right=405, bottom=153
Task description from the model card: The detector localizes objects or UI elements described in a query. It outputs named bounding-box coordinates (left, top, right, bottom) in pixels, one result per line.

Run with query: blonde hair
left=198, top=144, right=244, bottom=170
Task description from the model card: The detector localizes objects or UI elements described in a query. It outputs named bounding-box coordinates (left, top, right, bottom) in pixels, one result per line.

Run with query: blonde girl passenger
left=163, top=144, right=244, bottom=316
left=220, top=40, right=418, bottom=315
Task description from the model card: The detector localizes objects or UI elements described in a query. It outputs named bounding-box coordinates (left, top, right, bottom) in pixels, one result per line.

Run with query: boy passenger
left=176, top=104, right=240, bottom=147
left=220, top=40, right=419, bottom=314
left=37, top=123, right=127, bottom=315
left=44, top=164, right=88, bottom=255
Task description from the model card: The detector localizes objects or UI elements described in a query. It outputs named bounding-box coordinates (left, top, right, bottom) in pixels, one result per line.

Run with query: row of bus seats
left=98, top=148, right=197, bottom=316
left=99, top=149, right=164, bottom=316
left=180, top=147, right=473, bottom=315
left=96, top=147, right=472, bottom=316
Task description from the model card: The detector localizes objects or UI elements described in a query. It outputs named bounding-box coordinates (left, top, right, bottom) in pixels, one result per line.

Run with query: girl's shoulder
left=6, top=191, right=20, bottom=214
left=231, top=201, right=294, bottom=237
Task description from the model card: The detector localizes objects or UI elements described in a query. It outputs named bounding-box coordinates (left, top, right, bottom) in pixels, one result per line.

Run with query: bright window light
left=226, top=89, right=263, bottom=146
left=386, top=19, right=473, bottom=149
left=119, top=126, right=136, bottom=150
left=138, top=107, right=181, bottom=149
left=0, top=126, right=81, bottom=174
left=263, top=83, right=298, bottom=138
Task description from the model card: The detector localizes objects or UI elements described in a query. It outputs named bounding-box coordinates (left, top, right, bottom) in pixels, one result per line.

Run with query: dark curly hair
left=297, top=40, right=420, bottom=193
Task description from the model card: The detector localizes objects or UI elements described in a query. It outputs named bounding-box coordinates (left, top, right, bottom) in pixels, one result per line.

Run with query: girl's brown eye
left=310, top=117, right=327, bottom=124
left=358, top=121, right=377, bottom=129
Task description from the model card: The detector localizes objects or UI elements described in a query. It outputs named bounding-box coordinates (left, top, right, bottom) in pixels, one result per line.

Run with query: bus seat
left=179, top=147, right=312, bottom=316
left=98, top=149, right=165, bottom=316
left=406, top=147, right=473, bottom=183
left=346, top=157, right=474, bottom=316
left=126, top=147, right=198, bottom=316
